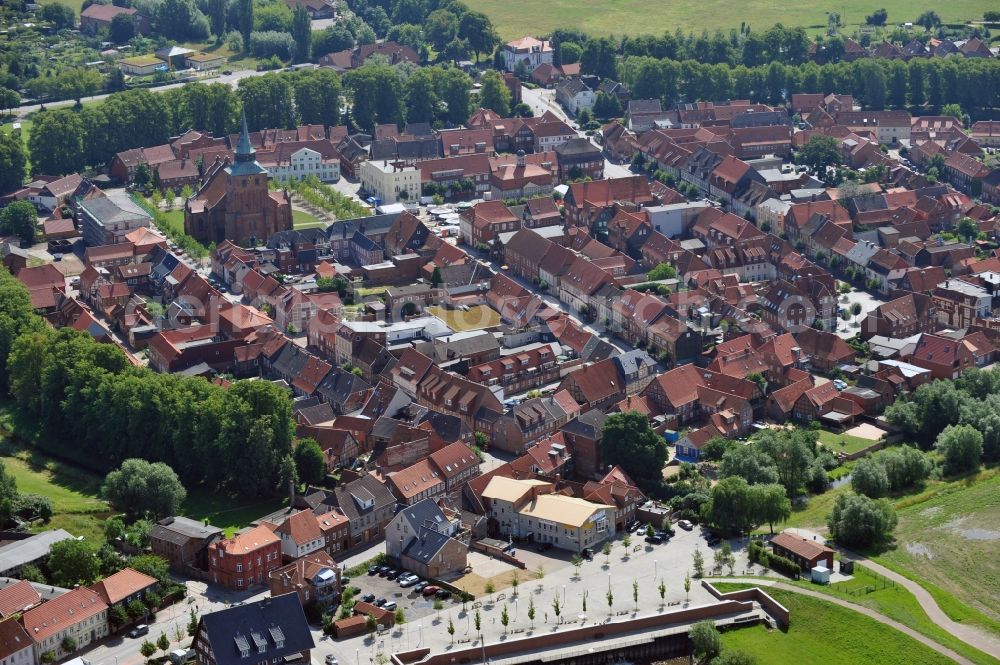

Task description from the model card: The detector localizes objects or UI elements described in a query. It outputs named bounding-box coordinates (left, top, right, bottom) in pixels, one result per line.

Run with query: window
left=236, top=563, right=243, bottom=572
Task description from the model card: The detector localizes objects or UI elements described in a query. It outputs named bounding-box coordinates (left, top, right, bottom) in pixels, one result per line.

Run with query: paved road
left=712, top=578, right=977, bottom=665
left=835, top=553, right=1000, bottom=657
left=15, top=69, right=266, bottom=119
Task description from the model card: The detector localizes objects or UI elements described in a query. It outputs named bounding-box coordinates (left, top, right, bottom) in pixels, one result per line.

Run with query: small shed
left=811, top=565, right=831, bottom=584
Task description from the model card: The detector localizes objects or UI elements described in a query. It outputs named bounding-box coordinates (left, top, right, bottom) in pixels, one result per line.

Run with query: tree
left=622, top=533, right=632, bottom=552
left=425, top=9, right=458, bottom=52
left=915, top=10, right=941, bottom=29
left=109, top=12, right=136, bottom=43
left=605, top=589, right=613, bottom=614
left=799, top=135, right=842, bottom=176
left=208, top=0, right=226, bottom=37
left=0, top=202, right=38, bottom=245
left=592, top=91, right=622, bottom=120
left=647, top=262, right=677, bottom=281
left=602, top=541, right=613, bottom=563
left=552, top=594, right=562, bottom=623
left=527, top=596, right=535, bottom=628
left=751, top=483, right=791, bottom=533
left=865, top=8, right=888, bottom=25
left=500, top=605, right=509, bottom=633
left=935, top=424, right=983, bottom=475
left=128, top=554, right=171, bottom=583
left=157, top=633, right=170, bottom=654
left=187, top=609, right=199, bottom=637
left=394, top=608, right=405, bottom=625
left=140, top=641, right=157, bottom=661
left=600, top=412, right=668, bottom=492
left=957, top=217, right=978, bottom=243
left=683, top=573, right=691, bottom=602
left=405, top=68, right=439, bottom=125
left=719, top=445, right=779, bottom=485
left=692, top=547, right=705, bottom=577
left=689, top=621, right=722, bottom=664
left=238, top=0, right=254, bottom=44
left=447, top=617, right=455, bottom=643
left=828, top=492, right=897, bottom=548
left=128, top=600, right=148, bottom=622
left=365, top=614, right=377, bottom=633
left=632, top=580, right=639, bottom=610
left=0, top=130, right=26, bottom=196
left=702, top=477, right=756, bottom=536
left=61, top=636, right=77, bottom=654
left=473, top=609, right=481, bottom=636
left=478, top=71, right=511, bottom=117
left=293, top=438, right=326, bottom=485
left=102, top=459, right=186, bottom=519
left=431, top=266, right=443, bottom=288
left=659, top=579, right=667, bottom=604
left=511, top=570, right=519, bottom=595
left=48, top=539, right=99, bottom=587
left=291, top=5, right=311, bottom=62
left=109, top=604, right=129, bottom=630
left=41, top=2, right=76, bottom=28
left=851, top=456, right=890, bottom=497
left=458, top=12, right=497, bottom=62
left=29, top=110, right=86, bottom=176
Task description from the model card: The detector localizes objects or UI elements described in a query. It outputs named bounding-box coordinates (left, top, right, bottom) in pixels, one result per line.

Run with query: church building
left=184, top=114, right=293, bottom=245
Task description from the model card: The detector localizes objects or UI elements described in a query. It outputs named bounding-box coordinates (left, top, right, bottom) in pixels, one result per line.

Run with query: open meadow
left=463, top=0, right=996, bottom=39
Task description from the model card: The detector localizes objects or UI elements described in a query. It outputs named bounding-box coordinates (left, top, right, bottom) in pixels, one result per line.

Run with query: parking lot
left=349, top=567, right=464, bottom=620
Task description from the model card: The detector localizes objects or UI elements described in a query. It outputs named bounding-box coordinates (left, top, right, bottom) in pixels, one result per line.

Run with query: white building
left=0, top=620, right=35, bottom=665
left=359, top=160, right=421, bottom=205
left=22, top=588, right=109, bottom=661
left=481, top=476, right=613, bottom=553
left=502, top=37, right=553, bottom=73
left=260, top=147, right=341, bottom=183
left=555, top=78, right=596, bottom=117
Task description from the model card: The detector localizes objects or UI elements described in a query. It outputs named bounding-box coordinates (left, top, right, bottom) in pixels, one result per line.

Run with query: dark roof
left=151, top=517, right=222, bottom=545
left=402, top=528, right=451, bottom=564
left=396, top=497, right=449, bottom=532
left=561, top=409, right=607, bottom=438
left=333, top=474, right=396, bottom=522
left=197, top=594, right=314, bottom=665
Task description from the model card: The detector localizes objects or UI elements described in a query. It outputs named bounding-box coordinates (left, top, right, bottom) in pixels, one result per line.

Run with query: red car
left=422, top=585, right=441, bottom=597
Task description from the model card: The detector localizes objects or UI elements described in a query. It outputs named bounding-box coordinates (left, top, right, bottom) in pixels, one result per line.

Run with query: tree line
left=0, top=268, right=297, bottom=497
left=616, top=53, right=1000, bottom=112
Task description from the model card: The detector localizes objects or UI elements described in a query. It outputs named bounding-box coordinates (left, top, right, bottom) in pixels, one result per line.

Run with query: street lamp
left=356, top=648, right=359, bottom=665
left=654, top=560, right=658, bottom=581
left=562, top=585, right=566, bottom=606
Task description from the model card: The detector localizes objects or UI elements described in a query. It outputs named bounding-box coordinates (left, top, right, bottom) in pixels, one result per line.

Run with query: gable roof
left=88, top=567, right=158, bottom=606
left=197, top=593, right=314, bottom=665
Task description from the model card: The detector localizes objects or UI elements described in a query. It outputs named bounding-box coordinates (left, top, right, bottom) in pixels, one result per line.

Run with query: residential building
left=150, top=517, right=223, bottom=571
left=21, top=588, right=108, bottom=661
left=268, top=551, right=341, bottom=609
left=502, top=37, right=553, bottom=73
left=333, top=474, right=398, bottom=547
left=0, top=619, right=34, bottom=665
left=385, top=498, right=467, bottom=579
left=207, top=525, right=282, bottom=590
left=271, top=511, right=328, bottom=560
left=193, top=594, right=314, bottom=665
left=480, top=476, right=613, bottom=553
left=88, top=568, right=158, bottom=612
left=359, top=160, right=420, bottom=205
left=770, top=532, right=834, bottom=572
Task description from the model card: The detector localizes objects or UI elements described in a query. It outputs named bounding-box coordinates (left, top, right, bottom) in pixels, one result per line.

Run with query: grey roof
left=351, top=230, right=379, bottom=252
left=0, top=530, right=75, bottom=575
left=555, top=137, right=601, bottom=157
left=613, top=349, right=657, bottom=378
left=417, top=410, right=470, bottom=443
left=627, top=99, right=662, bottom=115
left=271, top=344, right=311, bottom=379
left=197, top=594, right=314, bottom=665
left=78, top=191, right=152, bottom=227
left=333, top=474, right=396, bottom=522
left=427, top=331, right=500, bottom=362
left=296, top=402, right=336, bottom=426
left=396, top=497, right=449, bottom=533
left=561, top=409, right=607, bottom=438
left=150, top=516, right=223, bottom=545
left=401, top=528, right=451, bottom=564
left=325, top=213, right=399, bottom=242
left=317, top=370, right=371, bottom=407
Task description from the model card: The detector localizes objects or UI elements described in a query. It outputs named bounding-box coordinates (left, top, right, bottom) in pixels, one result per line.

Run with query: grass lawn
left=872, top=469, right=1000, bottom=629
left=152, top=206, right=186, bottom=236
left=464, top=0, right=996, bottom=39
left=817, top=429, right=878, bottom=455
left=182, top=492, right=286, bottom=538
left=355, top=286, right=387, bottom=297
left=714, top=585, right=956, bottom=665
left=732, top=569, right=999, bottom=665
left=0, top=437, right=111, bottom=544
left=292, top=209, right=326, bottom=229
left=426, top=305, right=502, bottom=331
left=1, top=118, right=33, bottom=178
left=38, top=0, right=85, bottom=14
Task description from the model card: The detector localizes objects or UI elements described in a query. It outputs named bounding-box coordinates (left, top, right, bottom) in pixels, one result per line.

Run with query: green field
left=0, top=438, right=111, bottom=544
left=716, top=586, right=955, bottom=665
left=873, top=469, right=1000, bottom=627
left=465, top=0, right=996, bottom=39
left=817, top=429, right=879, bottom=455
left=292, top=209, right=326, bottom=229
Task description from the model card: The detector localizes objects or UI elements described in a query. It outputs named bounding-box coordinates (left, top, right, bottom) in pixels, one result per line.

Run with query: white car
left=398, top=574, right=420, bottom=587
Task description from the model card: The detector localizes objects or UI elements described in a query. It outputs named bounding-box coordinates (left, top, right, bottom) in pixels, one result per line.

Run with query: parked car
left=435, top=589, right=451, bottom=600
left=377, top=566, right=391, bottom=576
left=374, top=598, right=387, bottom=607
left=368, top=565, right=380, bottom=575
left=412, top=581, right=429, bottom=593
left=422, top=585, right=441, bottom=597
left=361, top=593, right=376, bottom=603
left=325, top=656, right=338, bottom=665
left=399, top=575, right=420, bottom=588
left=581, top=548, right=595, bottom=560
left=382, top=601, right=397, bottom=612
left=645, top=534, right=664, bottom=544
left=386, top=569, right=401, bottom=580
left=678, top=520, right=694, bottom=530
left=129, top=625, right=149, bottom=639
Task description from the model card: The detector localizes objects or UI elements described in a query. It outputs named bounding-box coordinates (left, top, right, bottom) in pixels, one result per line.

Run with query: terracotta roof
left=275, top=510, right=324, bottom=546
left=22, top=587, right=108, bottom=642
left=213, top=524, right=279, bottom=555
left=0, top=619, right=32, bottom=661
left=88, top=567, right=158, bottom=606
left=0, top=580, right=42, bottom=618
left=771, top=531, right=834, bottom=561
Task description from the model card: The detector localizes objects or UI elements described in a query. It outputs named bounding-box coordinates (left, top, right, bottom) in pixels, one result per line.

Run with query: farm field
left=463, top=0, right=996, bottom=39
left=716, top=586, right=956, bottom=665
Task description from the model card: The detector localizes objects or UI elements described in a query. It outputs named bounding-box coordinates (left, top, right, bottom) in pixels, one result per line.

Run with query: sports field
left=464, top=0, right=995, bottom=39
